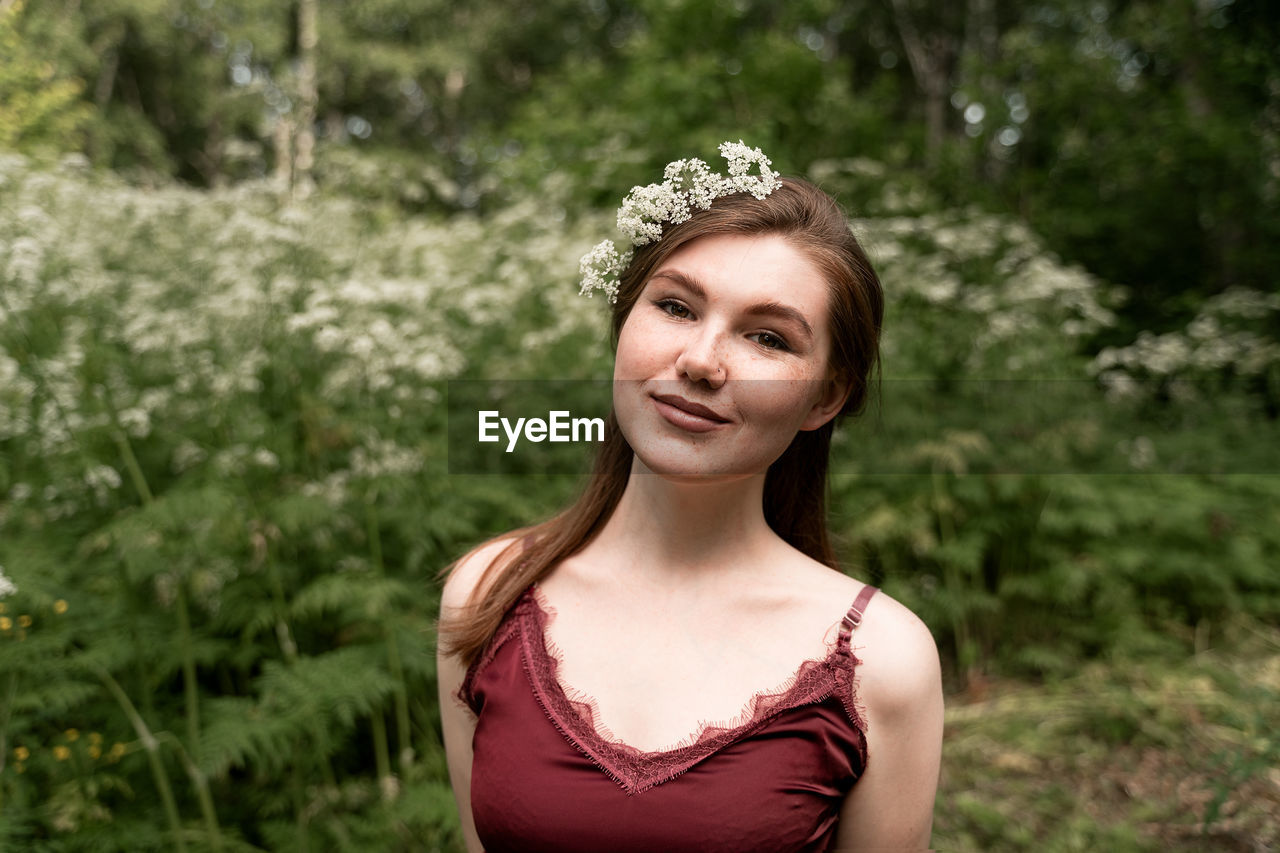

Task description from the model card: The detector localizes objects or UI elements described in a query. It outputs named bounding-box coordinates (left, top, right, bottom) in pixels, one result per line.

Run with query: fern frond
left=199, top=696, right=299, bottom=779
left=289, top=575, right=413, bottom=624
left=10, top=678, right=99, bottom=716
left=259, top=646, right=398, bottom=729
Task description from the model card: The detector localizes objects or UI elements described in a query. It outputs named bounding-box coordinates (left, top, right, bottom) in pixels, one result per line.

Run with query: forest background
left=1, top=0, right=1278, bottom=849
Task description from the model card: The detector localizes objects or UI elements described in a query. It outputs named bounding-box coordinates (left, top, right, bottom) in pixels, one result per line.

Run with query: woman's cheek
left=757, top=380, right=829, bottom=437
left=614, top=315, right=664, bottom=381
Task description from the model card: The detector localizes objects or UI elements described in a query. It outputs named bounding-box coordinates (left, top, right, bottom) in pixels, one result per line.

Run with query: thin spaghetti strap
left=837, top=585, right=878, bottom=649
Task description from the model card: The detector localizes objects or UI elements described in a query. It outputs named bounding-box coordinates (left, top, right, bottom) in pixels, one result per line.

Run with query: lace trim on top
left=470, top=585, right=873, bottom=795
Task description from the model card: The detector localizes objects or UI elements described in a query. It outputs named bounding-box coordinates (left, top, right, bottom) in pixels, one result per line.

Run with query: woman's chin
left=638, top=468, right=756, bottom=486
left=627, top=445, right=766, bottom=485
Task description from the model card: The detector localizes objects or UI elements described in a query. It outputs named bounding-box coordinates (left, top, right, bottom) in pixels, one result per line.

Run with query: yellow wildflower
left=53, top=745, right=70, bottom=761
left=109, top=743, right=126, bottom=761
left=13, top=746, right=29, bottom=761
left=88, top=745, right=101, bottom=759
left=0, top=616, right=10, bottom=631
left=18, top=614, right=31, bottom=628
left=53, top=599, right=68, bottom=614
left=65, top=728, right=79, bottom=742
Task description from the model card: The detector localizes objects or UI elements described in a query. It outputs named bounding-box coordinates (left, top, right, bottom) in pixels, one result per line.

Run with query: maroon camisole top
left=458, top=583, right=879, bottom=853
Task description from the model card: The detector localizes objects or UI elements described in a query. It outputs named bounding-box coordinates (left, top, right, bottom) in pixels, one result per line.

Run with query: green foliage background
left=1, top=0, right=1279, bottom=849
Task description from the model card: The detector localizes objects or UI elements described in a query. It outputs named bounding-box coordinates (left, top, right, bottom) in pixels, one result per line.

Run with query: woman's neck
left=586, top=458, right=779, bottom=585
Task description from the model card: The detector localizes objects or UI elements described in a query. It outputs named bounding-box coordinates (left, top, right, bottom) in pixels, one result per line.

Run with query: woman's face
left=613, top=233, right=850, bottom=481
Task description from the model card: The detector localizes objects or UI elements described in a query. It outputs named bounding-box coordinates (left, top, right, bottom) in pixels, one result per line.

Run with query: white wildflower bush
left=1080, top=288, right=1280, bottom=484
left=1091, top=287, right=1280, bottom=385
left=0, top=154, right=1277, bottom=849
left=824, top=175, right=1280, bottom=680
left=860, top=210, right=1119, bottom=379
left=0, top=155, right=605, bottom=850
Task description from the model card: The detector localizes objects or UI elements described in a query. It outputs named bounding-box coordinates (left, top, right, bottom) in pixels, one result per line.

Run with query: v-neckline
left=515, top=585, right=864, bottom=794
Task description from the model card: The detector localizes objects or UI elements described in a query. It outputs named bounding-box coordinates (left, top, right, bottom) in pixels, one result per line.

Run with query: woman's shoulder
left=786, top=559, right=940, bottom=711
left=440, top=534, right=527, bottom=613
left=848, top=584, right=942, bottom=716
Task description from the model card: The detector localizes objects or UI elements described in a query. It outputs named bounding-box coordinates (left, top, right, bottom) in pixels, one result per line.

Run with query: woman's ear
left=800, top=372, right=855, bottom=431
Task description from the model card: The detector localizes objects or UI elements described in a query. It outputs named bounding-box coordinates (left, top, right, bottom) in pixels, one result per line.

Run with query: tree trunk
left=274, top=116, right=293, bottom=188
left=890, top=0, right=952, bottom=168
left=924, top=84, right=946, bottom=165
left=294, top=0, right=318, bottom=198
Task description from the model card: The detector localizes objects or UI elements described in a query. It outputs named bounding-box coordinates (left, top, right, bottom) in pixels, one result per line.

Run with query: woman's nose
left=674, top=327, right=726, bottom=388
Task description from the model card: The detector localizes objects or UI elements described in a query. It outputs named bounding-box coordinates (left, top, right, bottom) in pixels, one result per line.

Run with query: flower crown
left=578, top=140, right=782, bottom=302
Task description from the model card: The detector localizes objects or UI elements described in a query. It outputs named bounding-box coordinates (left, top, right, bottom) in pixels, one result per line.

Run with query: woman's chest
left=535, top=589, right=845, bottom=753
left=469, top=631, right=864, bottom=853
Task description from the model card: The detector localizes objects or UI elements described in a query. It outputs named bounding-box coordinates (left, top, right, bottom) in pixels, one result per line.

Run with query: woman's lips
left=651, top=394, right=730, bottom=433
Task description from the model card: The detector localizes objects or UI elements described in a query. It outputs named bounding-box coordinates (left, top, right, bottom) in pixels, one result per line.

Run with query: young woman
left=437, top=144, right=943, bottom=853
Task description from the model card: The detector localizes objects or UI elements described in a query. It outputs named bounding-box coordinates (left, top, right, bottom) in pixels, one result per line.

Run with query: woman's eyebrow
left=650, top=269, right=708, bottom=301
left=650, top=269, right=815, bottom=343
left=748, top=300, right=815, bottom=343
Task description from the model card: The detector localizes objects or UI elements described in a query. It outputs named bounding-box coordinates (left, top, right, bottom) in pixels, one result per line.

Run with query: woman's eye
left=751, top=332, right=790, bottom=351
left=657, top=299, right=691, bottom=319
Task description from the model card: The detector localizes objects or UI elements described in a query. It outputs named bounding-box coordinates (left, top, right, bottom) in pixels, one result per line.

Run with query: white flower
left=580, top=141, right=782, bottom=299
left=718, top=140, right=780, bottom=199
left=578, top=240, right=632, bottom=303
left=617, top=183, right=687, bottom=246
left=0, top=567, right=16, bottom=598
left=118, top=407, right=151, bottom=438
left=664, top=158, right=722, bottom=211
left=84, top=464, right=122, bottom=491
left=252, top=448, right=280, bottom=469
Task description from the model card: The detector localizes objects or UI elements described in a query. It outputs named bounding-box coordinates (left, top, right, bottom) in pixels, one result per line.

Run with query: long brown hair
left=439, top=178, right=884, bottom=665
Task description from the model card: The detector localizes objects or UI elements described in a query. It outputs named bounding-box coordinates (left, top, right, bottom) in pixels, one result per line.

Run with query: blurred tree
left=948, top=0, right=1280, bottom=336
left=489, top=0, right=876, bottom=204
left=10, top=0, right=281, bottom=181
left=5, top=0, right=1277, bottom=340
left=887, top=0, right=961, bottom=167
left=309, top=0, right=632, bottom=206
left=7, top=0, right=615, bottom=198
left=274, top=0, right=318, bottom=196
left=0, top=0, right=92, bottom=154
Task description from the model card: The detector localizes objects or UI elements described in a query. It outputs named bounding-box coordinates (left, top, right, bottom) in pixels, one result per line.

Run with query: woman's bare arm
left=831, top=595, right=944, bottom=852
left=437, top=642, right=483, bottom=852
left=438, top=538, right=515, bottom=853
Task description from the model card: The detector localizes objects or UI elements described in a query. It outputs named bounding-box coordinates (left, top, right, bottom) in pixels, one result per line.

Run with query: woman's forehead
left=649, top=233, right=831, bottom=318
